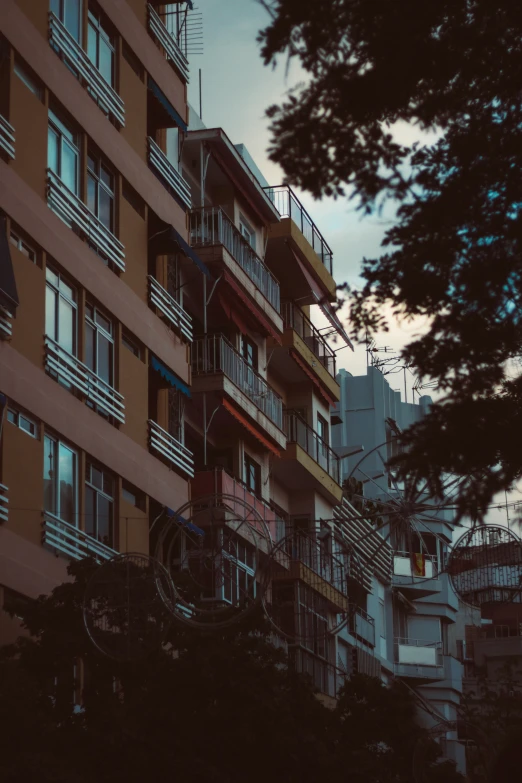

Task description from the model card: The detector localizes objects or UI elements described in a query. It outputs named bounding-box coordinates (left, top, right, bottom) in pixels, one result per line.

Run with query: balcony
left=286, top=411, right=339, bottom=483
left=148, top=137, right=192, bottom=210
left=283, top=302, right=335, bottom=376
left=42, top=511, right=117, bottom=562
left=47, top=170, right=125, bottom=271
left=48, top=12, right=125, bottom=128
left=0, top=484, right=8, bottom=524
left=0, top=306, right=12, bottom=340
left=191, top=467, right=275, bottom=530
left=190, top=207, right=281, bottom=313
left=147, top=4, right=189, bottom=82
left=0, top=114, right=15, bottom=160
left=292, top=647, right=346, bottom=699
left=392, top=551, right=441, bottom=597
left=148, top=275, right=192, bottom=342
left=45, top=336, right=125, bottom=424
left=349, top=607, right=376, bottom=648
left=192, top=334, right=284, bottom=432
left=394, top=638, right=444, bottom=681
left=148, top=419, right=194, bottom=478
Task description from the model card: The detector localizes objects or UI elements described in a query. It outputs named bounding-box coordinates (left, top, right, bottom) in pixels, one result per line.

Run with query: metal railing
left=292, top=647, right=346, bottom=698
left=282, top=301, right=335, bottom=376
left=394, top=637, right=443, bottom=668
left=47, top=169, right=125, bottom=271
left=148, top=137, right=192, bottom=210
left=48, top=12, right=125, bottom=127
left=192, top=334, right=283, bottom=429
left=481, top=624, right=522, bottom=639
left=264, top=185, right=333, bottom=274
left=147, top=4, right=189, bottom=82
left=148, top=275, right=192, bottom=342
left=393, top=551, right=438, bottom=579
left=190, top=207, right=281, bottom=312
left=280, top=528, right=346, bottom=594
left=42, top=510, right=117, bottom=562
left=148, top=420, right=194, bottom=478
left=0, top=306, right=12, bottom=340
left=285, top=410, right=340, bottom=484
left=349, top=607, right=376, bottom=647
left=0, top=114, right=15, bottom=160
left=45, top=336, right=125, bottom=424
left=0, top=484, right=8, bottom=524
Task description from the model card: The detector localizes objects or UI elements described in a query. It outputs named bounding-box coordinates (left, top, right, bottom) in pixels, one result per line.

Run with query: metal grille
left=42, top=510, right=117, bottom=562
left=148, top=419, right=194, bottom=478
left=148, top=275, right=192, bottom=342
left=147, top=4, right=189, bottom=82
left=148, top=137, right=192, bottom=210
left=0, top=114, right=15, bottom=160
left=0, top=484, right=8, bottom=524
left=285, top=410, right=340, bottom=484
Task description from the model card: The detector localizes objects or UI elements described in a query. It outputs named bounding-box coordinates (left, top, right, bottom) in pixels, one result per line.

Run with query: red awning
left=222, top=271, right=282, bottom=344
left=289, top=349, right=337, bottom=407
left=222, top=398, right=282, bottom=457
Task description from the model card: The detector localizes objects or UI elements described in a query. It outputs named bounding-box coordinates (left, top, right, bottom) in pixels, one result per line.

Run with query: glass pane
left=20, top=416, right=36, bottom=436
left=87, top=153, right=97, bottom=174
left=58, top=297, right=75, bottom=354
left=59, top=278, right=75, bottom=302
left=85, top=322, right=95, bottom=371
left=100, top=165, right=113, bottom=191
left=98, top=188, right=113, bottom=231
left=50, top=0, right=61, bottom=19
left=58, top=444, right=76, bottom=525
left=95, top=310, right=111, bottom=334
left=97, top=495, right=112, bottom=545
left=87, top=176, right=97, bottom=216
left=99, top=39, right=113, bottom=86
left=64, top=0, right=81, bottom=43
left=103, top=472, right=114, bottom=497
left=91, top=466, right=103, bottom=490
left=47, top=126, right=59, bottom=173
left=85, top=486, right=95, bottom=538
left=46, top=266, right=59, bottom=286
left=87, top=23, right=97, bottom=66
left=7, top=410, right=16, bottom=424
left=62, top=142, right=78, bottom=194
left=45, top=286, right=57, bottom=339
left=97, top=333, right=112, bottom=383
left=43, top=436, right=56, bottom=514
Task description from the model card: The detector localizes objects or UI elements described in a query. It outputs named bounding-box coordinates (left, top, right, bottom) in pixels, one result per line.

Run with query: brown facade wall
left=119, top=56, right=147, bottom=160
left=9, top=246, right=45, bottom=368
left=119, top=343, right=148, bottom=448
left=119, top=494, right=149, bottom=554
left=15, top=0, right=48, bottom=38
left=9, top=70, right=47, bottom=199
left=119, top=193, right=148, bottom=300
left=2, top=422, right=44, bottom=546
left=124, top=0, right=147, bottom=27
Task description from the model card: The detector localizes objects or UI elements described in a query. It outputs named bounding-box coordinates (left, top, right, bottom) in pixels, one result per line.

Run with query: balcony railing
left=349, top=607, right=376, bottom=647
left=0, top=306, right=12, bottom=340
left=282, top=302, right=336, bottom=376
left=147, top=4, right=189, bottom=82
left=42, top=510, right=117, bottom=562
left=292, top=647, right=346, bottom=698
left=148, top=137, right=192, bottom=210
left=277, top=528, right=346, bottom=594
left=393, top=551, right=438, bottom=580
left=264, top=185, right=333, bottom=274
left=192, top=334, right=283, bottom=430
left=394, top=637, right=443, bottom=671
left=48, top=12, right=125, bottom=127
left=148, top=275, right=192, bottom=342
left=190, top=207, right=281, bottom=312
left=45, top=336, right=125, bottom=424
left=0, top=114, right=15, bottom=160
left=0, top=484, right=8, bottom=524
left=47, top=170, right=125, bottom=271
left=285, top=410, right=340, bottom=484
left=149, top=420, right=194, bottom=478
left=191, top=467, right=276, bottom=533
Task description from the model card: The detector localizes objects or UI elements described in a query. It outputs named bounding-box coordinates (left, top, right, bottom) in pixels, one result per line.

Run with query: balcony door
left=50, top=0, right=82, bottom=43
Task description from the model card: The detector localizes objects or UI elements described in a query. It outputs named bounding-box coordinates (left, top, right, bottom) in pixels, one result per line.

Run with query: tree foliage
left=258, top=0, right=522, bottom=520
left=0, top=560, right=464, bottom=782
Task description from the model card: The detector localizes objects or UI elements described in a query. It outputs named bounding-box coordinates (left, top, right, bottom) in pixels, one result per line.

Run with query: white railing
left=47, top=170, right=125, bottom=271
left=149, top=420, right=194, bottom=478
left=147, top=4, right=189, bottom=82
left=393, top=552, right=438, bottom=580
left=0, top=484, right=8, bottom=524
left=0, top=306, right=12, bottom=340
left=42, top=510, right=117, bottom=562
left=0, top=115, right=15, bottom=160
left=190, top=207, right=281, bottom=312
left=148, top=137, right=192, bottom=210
left=49, top=12, right=125, bottom=127
left=395, top=637, right=443, bottom=668
left=192, top=334, right=283, bottom=430
left=349, top=607, right=376, bottom=647
left=45, top=336, right=125, bottom=424
left=148, top=275, right=192, bottom=342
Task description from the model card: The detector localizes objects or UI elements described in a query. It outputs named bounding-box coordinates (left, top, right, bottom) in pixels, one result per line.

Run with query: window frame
left=43, top=434, right=78, bottom=526
left=48, top=109, right=80, bottom=196
left=13, top=59, right=43, bottom=100
left=239, top=213, right=256, bottom=250
left=45, top=264, right=78, bottom=356
left=87, top=5, right=116, bottom=88
left=244, top=453, right=261, bottom=496
left=9, top=228, right=37, bottom=263
left=87, top=149, right=115, bottom=232
left=6, top=406, right=39, bottom=439
left=84, top=300, right=114, bottom=386
left=85, top=460, right=115, bottom=547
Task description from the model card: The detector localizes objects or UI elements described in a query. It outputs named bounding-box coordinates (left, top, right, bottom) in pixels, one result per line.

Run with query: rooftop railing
left=282, top=301, right=335, bottom=376
left=148, top=137, right=192, bottom=210
left=147, top=4, right=189, bottom=82
left=42, top=511, right=117, bottom=562
left=0, top=114, right=15, bottom=160
left=285, top=410, right=340, bottom=484
left=192, top=334, right=283, bottom=430
left=190, top=207, right=280, bottom=312
left=264, top=185, right=333, bottom=274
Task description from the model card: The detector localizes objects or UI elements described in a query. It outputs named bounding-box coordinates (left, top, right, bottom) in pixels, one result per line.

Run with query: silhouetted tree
left=258, top=0, right=522, bottom=521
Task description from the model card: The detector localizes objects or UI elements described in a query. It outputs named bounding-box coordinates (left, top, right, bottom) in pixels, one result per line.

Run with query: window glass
left=85, top=461, right=114, bottom=546
left=64, top=0, right=81, bottom=43
left=45, top=267, right=77, bottom=356
left=85, top=303, right=113, bottom=386
left=62, top=142, right=78, bottom=193
left=47, top=127, right=59, bottom=174
left=59, top=443, right=76, bottom=525
left=14, top=60, right=42, bottom=99
left=58, top=297, right=75, bottom=354
left=87, top=150, right=114, bottom=231
left=43, top=436, right=57, bottom=515
left=45, top=286, right=57, bottom=341
left=7, top=409, right=16, bottom=425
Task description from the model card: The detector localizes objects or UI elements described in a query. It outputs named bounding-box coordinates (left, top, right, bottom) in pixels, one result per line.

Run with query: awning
left=218, top=291, right=249, bottom=336
left=0, top=217, right=19, bottom=312
left=166, top=510, right=204, bottom=537
left=291, top=248, right=354, bottom=350
left=222, top=398, right=281, bottom=457
left=150, top=223, right=210, bottom=278
left=222, top=271, right=282, bottom=343
left=147, top=77, right=188, bottom=132
left=290, top=349, right=337, bottom=407
left=151, top=355, right=191, bottom=398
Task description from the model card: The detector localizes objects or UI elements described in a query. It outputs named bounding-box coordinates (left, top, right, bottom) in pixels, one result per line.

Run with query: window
left=317, top=413, right=329, bottom=445
left=121, top=329, right=143, bottom=360
left=48, top=109, right=79, bottom=195
left=222, top=528, right=256, bottom=605
left=122, top=480, right=145, bottom=511
left=379, top=600, right=386, bottom=638
left=87, top=6, right=115, bottom=87
left=168, top=388, right=184, bottom=442
left=239, top=214, right=256, bottom=250
left=14, top=58, right=42, bottom=100
left=43, top=435, right=78, bottom=525
left=241, top=335, right=258, bottom=370
left=9, top=228, right=37, bottom=263
left=45, top=265, right=77, bottom=355
left=244, top=453, right=261, bottom=495
left=85, top=461, right=114, bottom=547
left=297, top=583, right=330, bottom=659
left=87, top=151, right=115, bottom=232
left=6, top=406, right=39, bottom=438
left=50, top=0, right=82, bottom=43
left=85, top=302, right=114, bottom=386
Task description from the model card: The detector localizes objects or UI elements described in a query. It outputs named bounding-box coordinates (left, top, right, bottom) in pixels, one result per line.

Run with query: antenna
left=160, top=3, right=204, bottom=59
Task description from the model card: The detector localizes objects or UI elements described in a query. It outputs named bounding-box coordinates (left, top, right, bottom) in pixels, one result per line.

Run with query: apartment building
left=332, top=367, right=465, bottom=772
